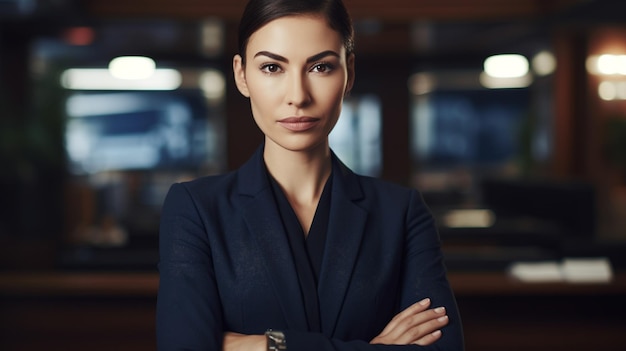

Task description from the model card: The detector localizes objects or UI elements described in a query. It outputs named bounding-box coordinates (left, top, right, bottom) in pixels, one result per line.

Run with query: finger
left=401, top=312, right=449, bottom=344
left=415, top=329, right=443, bottom=346
left=380, top=298, right=431, bottom=335
left=387, top=307, right=449, bottom=344
left=400, top=298, right=432, bottom=317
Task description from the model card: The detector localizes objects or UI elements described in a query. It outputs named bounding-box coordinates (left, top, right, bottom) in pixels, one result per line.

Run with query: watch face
left=266, top=330, right=286, bottom=350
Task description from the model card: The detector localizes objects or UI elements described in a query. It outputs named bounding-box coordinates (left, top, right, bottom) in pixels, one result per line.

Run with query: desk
left=450, top=272, right=626, bottom=351
left=1, top=272, right=625, bottom=351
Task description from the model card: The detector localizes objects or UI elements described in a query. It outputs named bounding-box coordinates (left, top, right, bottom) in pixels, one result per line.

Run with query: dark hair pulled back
left=237, top=0, right=354, bottom=63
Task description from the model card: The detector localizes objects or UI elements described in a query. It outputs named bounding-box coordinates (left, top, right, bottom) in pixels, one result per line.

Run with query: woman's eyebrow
left=253, top=50, right=340, bottom=63
left=306, top=50, right=340, bottom=63
left=254, top=51, right=288, bottom=62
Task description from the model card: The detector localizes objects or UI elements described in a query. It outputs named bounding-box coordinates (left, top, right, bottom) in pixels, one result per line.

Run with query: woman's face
left=233, top=15, right=354, bottom=154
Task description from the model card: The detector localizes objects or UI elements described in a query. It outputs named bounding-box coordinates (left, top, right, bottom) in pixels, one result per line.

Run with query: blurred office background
left=1, top=0, right=625, bottom=350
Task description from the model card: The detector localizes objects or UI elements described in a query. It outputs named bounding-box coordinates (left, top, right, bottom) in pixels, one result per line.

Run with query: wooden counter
left=0, top=271, right=159, bottom=297
left=2, top=271, right=626, bottom=296
left=1, top=271, right=625, bottom=351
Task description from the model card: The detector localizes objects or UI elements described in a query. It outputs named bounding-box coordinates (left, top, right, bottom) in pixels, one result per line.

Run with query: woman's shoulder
left=332, top=155, right=417, bottom=199
left=354, top=173, right=417, bottom=197
left=165, top=170, right=239, bottom=204
left=350, top=175, right=433, bottom=224
left=179, top=170, right=237, bottom=191
left=345, top=173, right=426, bottom=212
left=160, top=171, right=244, bottom=220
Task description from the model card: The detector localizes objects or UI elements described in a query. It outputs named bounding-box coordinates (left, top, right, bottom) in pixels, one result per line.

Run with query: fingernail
left=432, top=330, right=442, bottom=337
left=438, top=315, right=448, bottom=322
left=434, top=307, right=446, bottom=314
left=419, top=298, right=430, bottom=306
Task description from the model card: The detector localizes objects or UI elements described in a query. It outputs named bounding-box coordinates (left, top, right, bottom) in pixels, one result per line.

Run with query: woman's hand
left=370, top=298, right=449, bottom=346
left=223, top=332, right=266, bottom=351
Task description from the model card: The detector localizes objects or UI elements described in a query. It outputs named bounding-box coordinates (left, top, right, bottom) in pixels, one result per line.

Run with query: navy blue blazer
left=156, top=146, right=464, bottom=350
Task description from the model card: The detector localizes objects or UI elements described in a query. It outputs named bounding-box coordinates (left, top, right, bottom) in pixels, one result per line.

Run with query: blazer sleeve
left=281, top=190, right=464, bottom=351
left=156, top=182, right=224, bottom=350
left=398, top=190, right=464, bottom=350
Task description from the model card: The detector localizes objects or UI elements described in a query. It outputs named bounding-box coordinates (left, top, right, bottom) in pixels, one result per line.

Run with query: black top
left=269, top=173, right=333, bottom=332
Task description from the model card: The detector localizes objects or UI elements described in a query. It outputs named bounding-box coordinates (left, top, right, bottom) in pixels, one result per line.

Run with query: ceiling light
left=61, top=68, right=181, bottom=90
left=108, top=56, right=156, bottom=80
left=532, top=50, right=557, bottom=76
left=597, top=54, right=626, bottom=75
left=199, top=69, right=226, bottom=100
left=587, top=54, right=626, bottom=75
left=484, top=54, right=529, bottom=78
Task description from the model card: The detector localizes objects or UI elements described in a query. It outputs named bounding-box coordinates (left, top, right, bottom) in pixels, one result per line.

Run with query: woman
left=156, top=0, right=464, bottom=350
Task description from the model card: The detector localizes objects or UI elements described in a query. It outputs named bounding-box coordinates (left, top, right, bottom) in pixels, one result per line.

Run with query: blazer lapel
left=317, top=155, right=368, bottom=335
left=238, top=146, right=310, bottom=331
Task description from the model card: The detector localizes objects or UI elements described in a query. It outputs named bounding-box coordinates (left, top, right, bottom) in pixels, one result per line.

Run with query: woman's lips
left=277, top=116, right=320, bottom=132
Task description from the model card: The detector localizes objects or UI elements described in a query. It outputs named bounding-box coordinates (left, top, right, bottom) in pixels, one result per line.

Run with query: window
left=330, top=94, right=382, bottom=177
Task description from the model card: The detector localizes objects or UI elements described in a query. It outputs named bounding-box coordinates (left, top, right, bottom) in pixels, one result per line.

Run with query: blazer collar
left=237, top=144, right=368, bottom=334
left=237, top=144, right=364, bottom=200
left=237, top=145, right=270, bottom=198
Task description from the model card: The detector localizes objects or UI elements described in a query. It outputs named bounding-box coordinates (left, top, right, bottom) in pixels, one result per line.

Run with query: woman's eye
left=261, top=64, right=281, bottom=73
left=311, top=63, right=332, bottom=73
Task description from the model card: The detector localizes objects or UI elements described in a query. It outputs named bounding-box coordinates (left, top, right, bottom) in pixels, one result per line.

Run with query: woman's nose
left=286, top=73, right=312, bottom=107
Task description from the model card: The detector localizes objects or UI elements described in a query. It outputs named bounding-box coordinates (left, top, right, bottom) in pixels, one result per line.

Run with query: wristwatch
left=265, top=329, right=287, bottom=351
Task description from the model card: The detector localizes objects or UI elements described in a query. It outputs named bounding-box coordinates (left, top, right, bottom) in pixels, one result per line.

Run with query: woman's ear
left=233, top=54, right=250, bottom=98
left=345, top=53, right=356, bottom=97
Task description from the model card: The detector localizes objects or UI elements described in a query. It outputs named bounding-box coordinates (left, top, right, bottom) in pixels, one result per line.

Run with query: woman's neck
left=263, top=140, right=332, bottom=206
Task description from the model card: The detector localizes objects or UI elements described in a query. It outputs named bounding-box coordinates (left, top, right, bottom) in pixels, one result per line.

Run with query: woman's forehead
left=246, top=15, right=345, bottom=58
